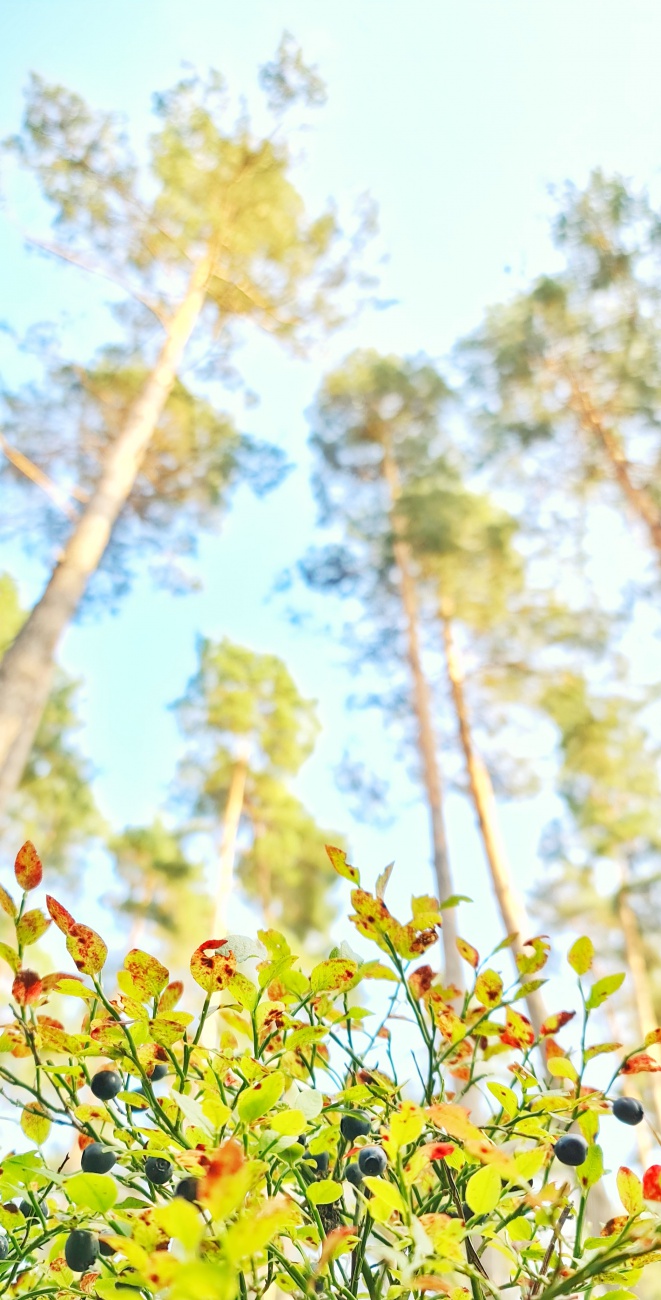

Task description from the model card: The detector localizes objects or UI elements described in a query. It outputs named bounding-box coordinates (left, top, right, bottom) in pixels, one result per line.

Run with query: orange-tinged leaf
left=15, top=841, right=42, bottom=891
left=12, top=969, right=43, bottom=1005
left=190, top=939, right=236, bottom=992
left=428, top=1103, right=483, bottom=1143
left=409, top=964, right=435, bottom=999
left=318, top=1226, right=359, bottom=1268
left=16, top=909, right=51, bottom=948
left=124, top=949, right=169, bottom=1000
left=0, top=883, right=17, bottom=919
left=456, top=937, right=479, bottom=969
left=158, top=981, right=184, bottom=1013
left=621, top=1053, right=661, bottom=1075
left=644, top=1028, right=661, bottom=1047
left=584, top=1042, right=622, bottom=1060
left=421, top=1142, right=456, bottom=1162
left=643, top=1165, right=661, bottom=1201
left=325, top=844, right=359, bottom=885
left=46, top=895, right=76, bottom=935
left=617, top=1166, right=643, bottom=1216
left=540, top=1011, right=576, bottom=1037
left=474, top=969, right=503, bottom=1008
left=568, top=936, right=594, bottom=976
left=66, top=924, right=108, bottom=975
left=500, top=1008, right=535, bottom=1050
left=375, top=862, right=393, bottom=901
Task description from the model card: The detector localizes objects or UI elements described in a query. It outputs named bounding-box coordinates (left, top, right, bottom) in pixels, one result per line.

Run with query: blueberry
left=175, top=1176, right=200, bottom=1202
left=613, top=1097, right=644, bottom=1126
left=19, top=1199, right=47, bottom=1222
left=344, top=1162, right=364, bottom=1187
left=81, top=1142, right=116, bottom=1175
left=145, top=1156, right=172, bottom=1185
left=340, top=1113, right=371, bottom=1142
left=357, top=1145, right=388, bottom=1177
left=91, top=1069, right=122, bottom=1101
left=149, top=1062, right=168, bottom=1081
left=65, top=1229, right=99, bottom=1272
left=99, top=1238, right=116, bottom=1257
left=554, top=1134, right=588, bottom=1167
left=303, top=1150, right=329, bottom=1175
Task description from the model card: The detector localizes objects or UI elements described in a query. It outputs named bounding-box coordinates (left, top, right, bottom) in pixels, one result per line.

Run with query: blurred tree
left=299, top=351, right=463, bottom=988
left=538, top=671, right=661, bottom=1125
left=0, top=572, right=103, bottom=877
left=106, top=819, right=207, bottom=968
left=0, top=46, right=374, bottom=813
left=462, top=171, right=661, bottom=563
left=237, top=773, right=340, bottom=949
left=172, top=638, right=336, bottom=941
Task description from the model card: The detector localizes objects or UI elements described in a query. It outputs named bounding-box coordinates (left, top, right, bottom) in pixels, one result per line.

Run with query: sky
left=2, top=0, right=661, bottom=974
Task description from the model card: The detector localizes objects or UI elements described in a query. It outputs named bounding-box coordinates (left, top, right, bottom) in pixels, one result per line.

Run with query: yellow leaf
left=487, top=1082, right=518, bottom=1119
left=568, top=936, right=594, bottom=976
left=21, top=1104, right=51, bottom=1145
left=362, top=1177, right=405, bottom=1214
left=388, top=1101, right=424, bottom=1152
left=466, top=1165, right=501, bottom=1215
left=546, top=1056, right=579, bottom=1083
left=617, top=1165, right=643, bottom=1217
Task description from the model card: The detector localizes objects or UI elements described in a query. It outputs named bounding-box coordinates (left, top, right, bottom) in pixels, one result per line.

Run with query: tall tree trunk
left=381, top=448, right=462, bottom=991
left=0, top=254, right=212, bottom=814
left=438, top=601, right=547, bottom=1035
left=212, top=755, right=249, bottom=939
left=616, top=859, right=661, bottom=1131
left=563, top=367, right=661, bottom=558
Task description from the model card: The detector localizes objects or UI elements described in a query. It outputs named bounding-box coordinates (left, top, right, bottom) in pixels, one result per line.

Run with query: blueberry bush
left=0, top=840, right=661, bottom=1299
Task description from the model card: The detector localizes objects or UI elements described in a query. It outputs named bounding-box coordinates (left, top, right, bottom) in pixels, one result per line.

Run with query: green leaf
left=466, top=1165, right=502, bottom=1216
left=586, top=972, right=625, bottom=1011
left=0, top=942, right=19, bottom=974
left=66, top=1172, right=117, bottom=1212
left=306, top=1179, right=343, bottom=1205
left=237, top=1071, right=285, bottom=1123
left=362, top=1177, right=405, bottom=1213
left=20, top=1104, right=51, bottom=1146
left=568, top=936, right=594, bottom=976
left=153, top=1200, right=203, bottom=1252
left=440, top=894, right=472, bottom=908
left=578, top=1144, right=604, bottom=1190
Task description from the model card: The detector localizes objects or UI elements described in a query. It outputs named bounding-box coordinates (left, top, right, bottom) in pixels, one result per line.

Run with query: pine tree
left=462, top=171, right=661, bottom=564
left=0, top=46, right=372, bottom=811
left=300, top=351, right=463, bottom=988
left=538, top=671, right=661, bottom=1125
left=0, top=572, right=102, bottom=877
left=105, top=819, right=207, bottom=968
left=172, top=638, right=336, bottom=940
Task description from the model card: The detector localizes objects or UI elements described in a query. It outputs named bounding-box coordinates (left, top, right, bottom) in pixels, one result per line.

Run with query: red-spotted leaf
left=12, top=969, right=43, bottom=1006
left=46, top=895, right=76, bottom=935
left=421, top=1142, right=456, bottom=1162
left=617, top=1166, right=643, bottom=1216
left=14, top=841, right=42, bottom=891
left=325, top=844, right=360, bottom=885
left=500, top=1008, right=535, bottom=1050
left=0, top=943, right=19, bottom=974
left=16, top=909, right=51, bottom=948
left=643, top=1164, right=661, bottom=1201
left=310, top=958, right=358, bottom=994
left=124, top=949, right=169, bottom=1001
left=456, top=937, right=479, bottom=969
left=644, top=1028, right=661, bottom=1047
left=621, top=1053, right=661, bottom=1075
left=0, top=883, right=17, bottom=919
left=474, top=969, right=503, bottom=1009
left=540, top=1011, right=576, bottom=1037
left=190, top=940, right=236, bottom=992
left=158, top=981, right=184, bottom=1013
left=66, top=924, right=108, bottom=976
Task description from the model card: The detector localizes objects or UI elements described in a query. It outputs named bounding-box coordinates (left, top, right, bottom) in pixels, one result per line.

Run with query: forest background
left=3, top=0, right=661, bottom=1166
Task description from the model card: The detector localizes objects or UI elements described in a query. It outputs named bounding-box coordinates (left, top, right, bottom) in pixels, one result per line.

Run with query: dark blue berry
left=81, top=1143, right=116, bottom=1174
left=357, top=1145, right=388, bottom=1177
left=554, top=1134, right=588, bottom=1167
left=613, top=1097, right=644, bottom=1126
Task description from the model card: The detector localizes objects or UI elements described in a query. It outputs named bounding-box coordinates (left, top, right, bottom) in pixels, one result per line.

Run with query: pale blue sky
left=1, top=1, right=661, bottom=963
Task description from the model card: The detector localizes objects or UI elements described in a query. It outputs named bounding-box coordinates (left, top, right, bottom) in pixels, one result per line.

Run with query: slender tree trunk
left=381, top=448, right=462, bottom=991
left=563, top=368, right=661, bottom=558
left=617, top=858, right=661, bottom=1131
left=438, top=601, right=547, bottom=1036
left=212, top=755, right=249, bottom=939
left=0, top=254, right=212, bottom=814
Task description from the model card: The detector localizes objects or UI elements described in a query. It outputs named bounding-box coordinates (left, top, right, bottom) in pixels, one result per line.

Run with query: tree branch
left=25, top=235, right=170, bottom=327
left=0, top=433, right=85, bottom=520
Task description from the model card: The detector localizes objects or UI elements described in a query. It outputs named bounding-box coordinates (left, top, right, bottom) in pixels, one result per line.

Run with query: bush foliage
left=0, top=841, right=660, bottom=1299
